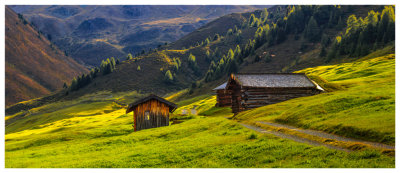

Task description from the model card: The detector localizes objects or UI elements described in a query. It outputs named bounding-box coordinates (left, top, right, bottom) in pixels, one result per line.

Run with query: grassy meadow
left=5, top=101, right=395, bottom=168
left=5, top=53, right=395, bottom=168
left=235, top=54, right=395, bottom=145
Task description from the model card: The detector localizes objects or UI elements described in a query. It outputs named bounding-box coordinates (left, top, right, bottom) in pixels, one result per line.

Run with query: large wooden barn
left=126, top=94, right=177, bottom=131
left=226, top=73, right=324, bottom=113
left=213, top=82, right=232, bottom=107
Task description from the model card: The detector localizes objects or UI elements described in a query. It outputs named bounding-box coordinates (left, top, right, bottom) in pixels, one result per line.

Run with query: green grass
left=5, top=90, right=142, bottom=134
left=234, top=54, right=395, bottom=145
left=5, top=109, right=394, bottom=168
left=5, top=53, right=395, bottom=168
left=174, top=95, right=232, bottom=117
left=173, top=93, right=213, bottom=107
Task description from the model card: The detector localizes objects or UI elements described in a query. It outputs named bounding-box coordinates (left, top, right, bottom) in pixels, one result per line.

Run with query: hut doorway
left=144, top=110, right=151, bottom=127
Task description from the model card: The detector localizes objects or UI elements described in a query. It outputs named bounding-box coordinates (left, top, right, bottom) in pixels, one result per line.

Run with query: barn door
left=144, top=110, right=152, bottom=129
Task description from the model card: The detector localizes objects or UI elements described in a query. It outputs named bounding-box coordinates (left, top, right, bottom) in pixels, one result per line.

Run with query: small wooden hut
left=227, top=73, right=324, bottom=113
left=126, top=94, right=177, bottom=131
left=213, top=82, right=232, bottom=107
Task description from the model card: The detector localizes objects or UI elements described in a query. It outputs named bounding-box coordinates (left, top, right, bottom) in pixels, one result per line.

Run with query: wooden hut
left=213, top=82, right=232, bottom=107
left=227, top=73, right=324, bottom=113
left=126, top=94, right=177, bottom=131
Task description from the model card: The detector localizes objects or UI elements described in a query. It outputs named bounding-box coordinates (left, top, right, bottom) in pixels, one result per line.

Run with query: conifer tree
left=234, top=45, right=242, bottom=63
left=110, top=57, right=116, bottom=70
left=213, top=34, right=220, bottom=41
left=204, top=38, right=210, bottom=45
left=249, top=14, right=256, bottom=27
left=126, top=53, right=133, bottom=60
left=70, top=77, right=78, bottom=91
left=227, top=49, right=234, bottom=60
left=205, top=50, right=211, bottom=61
left=261, top=8, right=269, bottom=23
left=304, top=16, right=321, bottom=42
left=224, top=59, right=238, bottom=74
left=235, top=30, right=242, bottom=43
left=188, top=54, right=199, bottom=75
left=227, top=29, right=233, bottom=36
left=164, top=70, right=174, bottom=83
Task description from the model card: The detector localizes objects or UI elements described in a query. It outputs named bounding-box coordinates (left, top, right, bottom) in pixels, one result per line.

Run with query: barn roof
left=213, top=82, right=227, bottom=90
left=231, top=73, right=318, bottom=88
left=126, top=94, right=177, bottom=113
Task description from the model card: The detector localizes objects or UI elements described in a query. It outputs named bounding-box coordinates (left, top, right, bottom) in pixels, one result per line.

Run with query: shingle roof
left=232, top=73, right=317, bottom=88
left=126, top=94, right=177, bottom=113
left=213, top=82, right=227, bottom=90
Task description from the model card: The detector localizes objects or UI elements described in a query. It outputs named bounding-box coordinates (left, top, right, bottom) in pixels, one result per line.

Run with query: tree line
left=327, top=6, right=395, bottom=61
left=201, top=5, right=391, bottom=84
left=66, top=57, right=119, bottom=92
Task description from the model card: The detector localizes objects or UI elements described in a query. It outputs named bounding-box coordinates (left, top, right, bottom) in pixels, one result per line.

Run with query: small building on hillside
left=226, top=73, right=324, bottom=113
left=213, top=82, right=232, bottom=107
left=126, top=94, right=177, bottom=131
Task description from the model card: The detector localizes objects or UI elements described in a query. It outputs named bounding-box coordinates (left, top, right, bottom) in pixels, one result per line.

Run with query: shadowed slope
left=5, top=7, right=88, bottom=106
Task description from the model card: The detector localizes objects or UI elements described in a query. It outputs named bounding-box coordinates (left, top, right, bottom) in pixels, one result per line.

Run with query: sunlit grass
left=173, top=95, right=233, bottom=117
left=5, top=112, right=394, bottom=168
left=235, top=54, right=395, bottom=145
left=5, top=53, right=395, bottom=168
left=165, top=89, right=188, bottom=102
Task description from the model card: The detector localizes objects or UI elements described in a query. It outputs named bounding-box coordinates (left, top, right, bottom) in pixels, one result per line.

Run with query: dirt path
left=257, top=121, right=395, bottom=150
left=239, top=123, right=351, bottom=152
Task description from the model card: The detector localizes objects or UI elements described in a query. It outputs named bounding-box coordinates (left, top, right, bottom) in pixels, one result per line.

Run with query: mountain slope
left=5, top=7, right=88, bottom=106
left=5, top=5, right=393, bottom=114
left=10, top=5, right=270, bottom=66
left=20, top=11, right=255, bottom=101
left=4, top=5, right=395, bottom=168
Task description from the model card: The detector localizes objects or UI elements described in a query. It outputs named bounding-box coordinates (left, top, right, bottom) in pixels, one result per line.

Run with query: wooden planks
left=225, top=73, right=322, bottom=113
left=230, top=85, right=318, bottom=113
left=240, top=87, right=317, bottom=111
left=216, top=89, right=232, bottom=107
left=133, top=99, right=170, bottom=131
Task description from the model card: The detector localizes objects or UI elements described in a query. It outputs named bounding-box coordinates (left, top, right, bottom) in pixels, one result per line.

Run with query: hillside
left=4, top=4, right=395, bottom=168
left=4, top=49, right=395, bottom=167
left=5, top=5, right=394, bottom=116
left=10, top=5, right=269, bottom=66
left=234, top=53, right=395, bottom=145
left=5, top=7, right=88, bottom=106
left=4, top=9, right=256, bottom=112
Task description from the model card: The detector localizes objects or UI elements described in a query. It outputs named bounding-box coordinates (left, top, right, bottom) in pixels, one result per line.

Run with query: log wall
left=226, top=74, right=322, bottom=113
left=133, top=100, right=170, bottom=131
left=216, top=90, right=232, bottom=107
left=240, top=87, right=321, bottom=111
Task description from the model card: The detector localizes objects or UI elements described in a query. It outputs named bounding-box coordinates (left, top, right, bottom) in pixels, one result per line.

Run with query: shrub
left=248, top=133, right=258, bottom=139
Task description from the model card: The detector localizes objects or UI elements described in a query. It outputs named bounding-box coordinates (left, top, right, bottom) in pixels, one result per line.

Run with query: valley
left=4, top=5, right=395, bottom=168
left=10, top=5, right=269, bottom=66
left=5, top=50, right=395, bottom=168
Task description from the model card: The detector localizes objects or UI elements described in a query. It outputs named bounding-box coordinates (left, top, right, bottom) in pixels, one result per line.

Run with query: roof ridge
left=126, top=94, right=177, bottom=113
left=213, top=82, right=228, bottom=90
